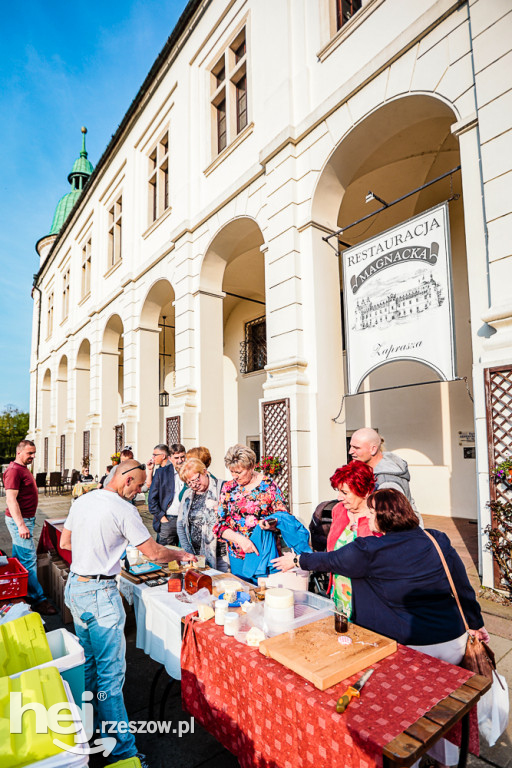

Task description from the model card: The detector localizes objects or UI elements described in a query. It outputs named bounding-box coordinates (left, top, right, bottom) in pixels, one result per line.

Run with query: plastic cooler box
left=1, top=613, right=86, bottom=705
left=0, top=558, right=29, bottom=600
left=0, top=666, right=89, bottom=768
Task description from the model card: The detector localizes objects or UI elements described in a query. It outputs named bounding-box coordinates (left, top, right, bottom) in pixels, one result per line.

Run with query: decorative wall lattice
left=60, top=435, right=65, bottom=473
left=484, top=364, right=512, bottom=587
left=114, top=424, right=125, bottom=453
left=166, top=416, right=181, bottom=448
left=44, top=437, right=49, bottom=474
left=262, top=398, right=292, bottom=508
left=485, top=365, right=512, bottom=506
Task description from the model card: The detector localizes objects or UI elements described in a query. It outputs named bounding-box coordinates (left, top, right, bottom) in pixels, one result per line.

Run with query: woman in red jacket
left=328, top=462, right=378, bottom=617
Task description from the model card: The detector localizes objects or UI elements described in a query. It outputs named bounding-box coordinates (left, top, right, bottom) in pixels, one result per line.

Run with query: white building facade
left=30, top=0, right=512, bottom=587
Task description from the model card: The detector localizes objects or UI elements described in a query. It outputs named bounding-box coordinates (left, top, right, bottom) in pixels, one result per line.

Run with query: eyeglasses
left=121, top=463, right=146, bottom=475
left=187, top=474, right=203, bottom=487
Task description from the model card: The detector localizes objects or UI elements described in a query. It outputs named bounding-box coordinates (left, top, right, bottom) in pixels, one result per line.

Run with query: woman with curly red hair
left=327, top=461, right=377, bottom=618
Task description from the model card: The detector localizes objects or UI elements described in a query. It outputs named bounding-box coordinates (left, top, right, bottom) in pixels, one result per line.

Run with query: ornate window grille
left=60, top=435, right=65, bottom=473
left=114, top=424, right=125, bottom=453
left=336, top=0, right=362, bottom=30
left=166, top=416, right=181, bottom=448
left=83, top=430, right=90, bottom=466
left=240, top=316, right=267, bottom=374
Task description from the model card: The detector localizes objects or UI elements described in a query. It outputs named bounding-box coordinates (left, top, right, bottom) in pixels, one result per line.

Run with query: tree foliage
left=0, top=405, right=29, bottom=463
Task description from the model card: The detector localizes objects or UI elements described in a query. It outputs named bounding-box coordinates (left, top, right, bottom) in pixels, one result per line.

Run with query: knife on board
left=336, top=668, right=374, bottom=713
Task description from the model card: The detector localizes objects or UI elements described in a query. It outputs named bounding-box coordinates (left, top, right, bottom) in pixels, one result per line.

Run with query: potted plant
left=491, top=457, right=512, bottom=485
left=485, top=500, right=512, bottom=593
left=111, top=451, right=121, bottom=465
left=256, top=455, right=283, bottom=476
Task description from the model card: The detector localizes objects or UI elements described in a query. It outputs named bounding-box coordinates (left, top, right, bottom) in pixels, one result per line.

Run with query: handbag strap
left=423, top=530, right=470, bottom=633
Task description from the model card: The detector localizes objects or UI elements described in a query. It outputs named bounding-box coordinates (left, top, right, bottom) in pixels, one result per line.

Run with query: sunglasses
left=121, top=463, right=146, bottom=475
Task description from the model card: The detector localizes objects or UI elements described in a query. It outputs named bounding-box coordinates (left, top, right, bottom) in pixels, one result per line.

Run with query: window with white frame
left=148, top=131, right=170, bottom=224
left=335, top=0, right=362, bottom=30
left=62, top=267, right=70, bottom=319
left=47, top=291, right=54, bottom=337
left=210, top=27, right=248, bottom=157
left=108, top=195, right=122, bottom=268
left=81, top=238, right=92, bottom=298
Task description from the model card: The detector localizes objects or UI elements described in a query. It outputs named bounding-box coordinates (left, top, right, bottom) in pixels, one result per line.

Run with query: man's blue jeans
left=64, top=573, right=137, bottom=761
left=4, top=515, right=45, bottom=603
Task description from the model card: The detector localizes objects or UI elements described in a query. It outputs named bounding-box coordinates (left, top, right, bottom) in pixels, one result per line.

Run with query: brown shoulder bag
left=424, top=530, right=497, bottom=681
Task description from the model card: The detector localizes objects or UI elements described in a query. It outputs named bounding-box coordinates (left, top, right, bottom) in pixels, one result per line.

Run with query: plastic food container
left=264, top=587, right=295, bottom=628
left=10, top=628, right=86, bottom=706
left=264, top=590, right=334, bottom=637
left=0, top=612, right=52, bottom=677
left=0, top=557, right=29, bottom=600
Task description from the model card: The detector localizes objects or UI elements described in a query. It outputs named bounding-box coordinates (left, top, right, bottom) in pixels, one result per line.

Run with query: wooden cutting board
left=259, top=617, right=397, bottom=690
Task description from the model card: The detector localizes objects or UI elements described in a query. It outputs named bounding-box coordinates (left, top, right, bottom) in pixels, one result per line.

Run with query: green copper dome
left=49, top=127, right=94, bottom=235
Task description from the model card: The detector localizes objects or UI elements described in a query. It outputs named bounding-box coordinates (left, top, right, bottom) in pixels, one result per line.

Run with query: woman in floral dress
left=213, top=444, right=290, bottom=580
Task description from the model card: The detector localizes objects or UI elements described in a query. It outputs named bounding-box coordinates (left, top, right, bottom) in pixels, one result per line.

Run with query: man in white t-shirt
left=61, top=459, right=194, bottom=767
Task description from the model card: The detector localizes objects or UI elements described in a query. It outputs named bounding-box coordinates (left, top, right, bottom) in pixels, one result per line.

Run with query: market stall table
left=36, top=518, right=71, bottom=566
left=71, top=481, right=97, bottom=498
left=181, top=616, right=491, bottom=768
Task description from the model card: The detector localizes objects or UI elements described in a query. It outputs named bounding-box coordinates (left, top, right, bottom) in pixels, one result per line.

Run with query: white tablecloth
left=124, top=569, right=221, bottom=680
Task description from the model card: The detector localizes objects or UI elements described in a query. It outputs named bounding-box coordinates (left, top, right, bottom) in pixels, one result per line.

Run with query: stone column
left=134, top=325, right=160, bottom=460
left=99, top=351, right=120, bottom=469
left=195, top=289, right=225, bottom=477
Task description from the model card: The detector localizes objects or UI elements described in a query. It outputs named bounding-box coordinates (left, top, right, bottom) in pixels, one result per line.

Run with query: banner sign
left=342, top=203, right=456, bottom=394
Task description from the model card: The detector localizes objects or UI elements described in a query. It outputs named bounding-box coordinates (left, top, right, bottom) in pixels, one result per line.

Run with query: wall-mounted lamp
left=159, top=315, right=169, bottom=407
left=365, top=191, right=389, bottom=207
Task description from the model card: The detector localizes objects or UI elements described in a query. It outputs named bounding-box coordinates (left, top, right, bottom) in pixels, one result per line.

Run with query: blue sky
left=0, top=0, right=187, bottom=411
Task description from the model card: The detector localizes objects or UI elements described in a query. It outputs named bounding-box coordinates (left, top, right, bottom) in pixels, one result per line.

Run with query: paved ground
left=1, top=492, right=510, bottom=767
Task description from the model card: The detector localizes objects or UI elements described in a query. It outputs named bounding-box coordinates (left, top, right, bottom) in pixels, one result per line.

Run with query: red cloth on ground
left=181, top=616, right=479, bottom=768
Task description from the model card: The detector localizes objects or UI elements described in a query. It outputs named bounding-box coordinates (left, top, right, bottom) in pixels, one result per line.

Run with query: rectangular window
left=62, top=268, right=70, bottom=319
left=210, top=27, right=248, bottom=157
left=47, top=292, right=54, bottom=337
left=236, top=75, right=247, bottom=134
left=217, top=98, right=227, bottom=153
left=108, top=195, right=122, bottom=267
left=241, top=316, right=267, bottom=374
left=336, top=0, right=362, bottom=30
left=148, top=131, right=170, bottom=224
left=81, top=238, right=92, bottom=298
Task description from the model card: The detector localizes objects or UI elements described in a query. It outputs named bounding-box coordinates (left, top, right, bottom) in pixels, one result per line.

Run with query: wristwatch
left=293, top=554, right=300, bottom=568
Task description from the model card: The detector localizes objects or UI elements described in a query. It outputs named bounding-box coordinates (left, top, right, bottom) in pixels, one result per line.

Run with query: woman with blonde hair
left=177, top=457, right=227, bottom=571
left=214, top=443, right=310, bottom=581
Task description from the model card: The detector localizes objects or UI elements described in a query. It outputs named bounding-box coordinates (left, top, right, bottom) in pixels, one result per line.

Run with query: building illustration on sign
left=354, top=272, right=445, bottom=331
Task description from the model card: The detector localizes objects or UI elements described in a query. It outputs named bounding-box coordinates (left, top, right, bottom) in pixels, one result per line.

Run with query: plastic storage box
left=109, top=759, right=142, bottom=768
left=10, top=628, right=85, bottom=706
left=0, top=666, right=89, bottom=768
left=264, top=589, right=334, bottom=637
left=0, top=613, right=52, bottom=677
left=0, top=558, right=29, bottom=600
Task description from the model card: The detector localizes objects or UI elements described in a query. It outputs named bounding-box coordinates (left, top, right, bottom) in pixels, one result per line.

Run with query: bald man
left=349, top=428, right=423, bottom=525
left=61, top=460, right=195, bottom=766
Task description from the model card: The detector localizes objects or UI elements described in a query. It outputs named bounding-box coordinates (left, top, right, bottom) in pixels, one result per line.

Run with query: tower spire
left=80, top=126, right=88, bottom=158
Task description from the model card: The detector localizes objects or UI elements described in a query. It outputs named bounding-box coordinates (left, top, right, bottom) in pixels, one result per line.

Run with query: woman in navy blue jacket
left=273, top=489, right=489, bottom=768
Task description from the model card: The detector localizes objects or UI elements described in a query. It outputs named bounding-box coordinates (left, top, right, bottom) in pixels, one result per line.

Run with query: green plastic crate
left=0, top=613, right=52, bottom=677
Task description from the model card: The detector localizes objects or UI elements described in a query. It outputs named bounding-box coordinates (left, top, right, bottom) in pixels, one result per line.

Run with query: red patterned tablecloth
left=37, top=519, right=72, bottom=565
left=181, top=617, right=478, bottom=768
